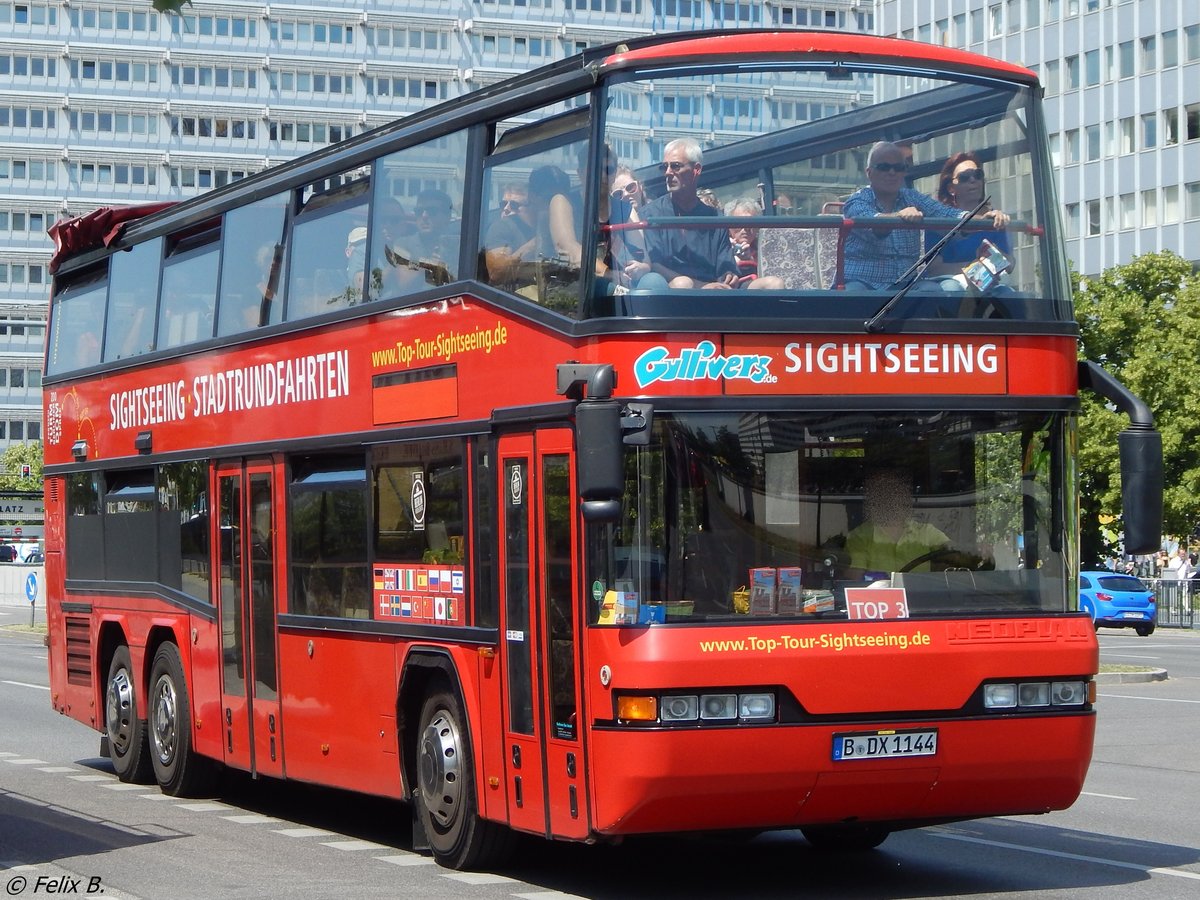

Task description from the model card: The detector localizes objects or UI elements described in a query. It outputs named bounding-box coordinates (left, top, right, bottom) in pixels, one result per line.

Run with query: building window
left=1141, top=113, right=1157, bottom=149
left=988, top=4, right=1002, bottom=38
left=1065, top=202, right=1079, bottom=237
left=1186, top=25, right=1200, bottom=63
left=1044, top=58, right=1060, bottom=93
left=1084, top=49, right=1099, bottom=85
left=1065, top=54, right=1079, bottom=90
left=1141, top=189, right=1157, bottom=226
left=1185, top=182, right=1200, bottom=219
left=1119, top=193, right=1135, bottom=229
left=1087, top=199, right=1100, bottom=235
left=1163, top=185, right=1180, bottom=224
left=1165, top=108, right=1180, bottom=145
left=1065, top=128, right=1080, bottom=163
left=1120, top=116, right=1135, bottom=153
left=1141, top=36, right=1156, bottom=71
left=1163, top=30, right=1178, bottom=68
left=1187, top=104, right=1200, bottom=142
left=1085, top=125, right=1100, bottom=160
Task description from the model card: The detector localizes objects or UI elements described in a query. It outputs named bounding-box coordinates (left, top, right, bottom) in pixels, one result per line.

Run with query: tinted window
left=104, top=238, right=161, bottom=361
left=47, top=274, right=106, bottom=375
left=216, top=193, right=288, bottom=336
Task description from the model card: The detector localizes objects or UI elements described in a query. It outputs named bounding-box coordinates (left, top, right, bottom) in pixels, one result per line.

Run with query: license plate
left=833, top=729, right=938, bottom=761
left=1121, top=612, right=1144, bottom=619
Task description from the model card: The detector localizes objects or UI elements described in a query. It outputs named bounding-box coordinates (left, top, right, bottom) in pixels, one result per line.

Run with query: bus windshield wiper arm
left=863, top=196, right=990, bottom=333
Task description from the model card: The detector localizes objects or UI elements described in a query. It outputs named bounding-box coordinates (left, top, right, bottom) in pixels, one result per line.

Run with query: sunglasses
left=610, top=181, right=640, bottom=199
left=871, top=162, right=908, bottom=173
left=501, top=199, right=524, bottom=209
left=659, top=160, right=692, bottom=174
left=954, top=170, right=985, bottom=183
left=415, top=206, right=445, bottom=217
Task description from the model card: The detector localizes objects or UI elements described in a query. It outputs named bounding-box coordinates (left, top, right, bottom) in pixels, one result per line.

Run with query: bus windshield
left=595, top=66, right=1065, bottom=322
left=586, top=410, right=1070, bottom=623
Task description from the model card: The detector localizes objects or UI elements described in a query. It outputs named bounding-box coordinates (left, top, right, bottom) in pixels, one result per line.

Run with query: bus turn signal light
left=617, top=696, right=658, bottom=722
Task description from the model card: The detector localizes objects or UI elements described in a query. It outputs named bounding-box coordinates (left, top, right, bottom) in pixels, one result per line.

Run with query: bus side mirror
left=576, top=400, right=623, bottom=522
left=1119, top=428, right=1162, bottom=555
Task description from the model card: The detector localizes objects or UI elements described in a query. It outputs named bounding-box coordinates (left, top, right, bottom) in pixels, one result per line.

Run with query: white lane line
left=103, top=782, right=150, bottom=791
left=1102, top=653, right=1160, bottom=659
left=932, top=831, right=1200, bottom=880
left=4, top=758, right=48, bottom=765
left=375, top=854, right=436, bottom=867
left=2, top=680, right=49, bottom=691
left=221, top=814, right=282, bottom=824
left=1098, top=694, right=1200, bottom=704
left=1080, top=791, right=1137, bottom=800
left=173, top=802, right=231, bottom=812
left=68, top=774, right=114, bottom=782
left=321, top=839, right=392, bottom=851
left=274, top=827, right=336, bottom=838
left=37, top=766, right=79, bottom=774
left=442, top=872, right=517, bottom=885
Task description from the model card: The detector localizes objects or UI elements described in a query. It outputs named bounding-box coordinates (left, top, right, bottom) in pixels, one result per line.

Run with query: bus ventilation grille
left=65, top=617, right=92, bottom=687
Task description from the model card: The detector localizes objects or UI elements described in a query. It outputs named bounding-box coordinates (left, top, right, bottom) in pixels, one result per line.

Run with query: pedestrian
left=1168, top=546, right=1193, bottom=580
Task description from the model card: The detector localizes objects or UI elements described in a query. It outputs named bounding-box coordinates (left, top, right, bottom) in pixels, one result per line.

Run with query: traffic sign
left=25, top=571, right=38, bottom=604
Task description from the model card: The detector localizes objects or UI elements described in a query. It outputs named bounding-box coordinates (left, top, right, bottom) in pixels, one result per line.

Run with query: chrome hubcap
left=105, top=667, right=134, bottom=754
left=418, top=709, right=462, bottom=828
left=150, top=675, right=178, bottom=766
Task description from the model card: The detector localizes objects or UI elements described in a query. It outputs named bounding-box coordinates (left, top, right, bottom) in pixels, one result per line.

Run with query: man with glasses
left=485, top=183, right=537, bottom=261
left=843, top=141, right=988, bottom=291
left=381, top=188, right=459, bottom=292
left=640, top=138, right=739, bottom=289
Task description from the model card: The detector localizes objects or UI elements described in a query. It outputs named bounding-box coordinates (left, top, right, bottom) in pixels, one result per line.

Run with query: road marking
left=321, top=839, right=392, bottom=851
left=1099, top=694, right=1200, bottom=704
left=2, top=680, right=49, bottom=691
left=36, top=766, right=79, bottom=774
left=375, top=854, right=436, bottom=867
left=933, top=831, right=1200, bottom=880
left=274, top=827, right=336, bottom=838
left=69, top=774, right=114, bottom=782
left=222, top=814, right=282, bottom=824
left=103, top=782, right=150, bottom=791
left=3, top=758, right=48, bottom=765
left=1102, top=653, right=1159, bottom=659
left=1080, top=791, right=1137, bottom=800
left=174, top=801, right=231, bottom=811
left=442, top=872, right=517, bottom=885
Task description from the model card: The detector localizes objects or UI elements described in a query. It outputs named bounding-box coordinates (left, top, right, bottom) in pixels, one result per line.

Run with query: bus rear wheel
left=415, top=688, right=513, bottom=870
left=105, top=646, right=153, bottom=784
left=148, top=643, right=219, bottom=797
left=801, top=823, right=890, bottom=851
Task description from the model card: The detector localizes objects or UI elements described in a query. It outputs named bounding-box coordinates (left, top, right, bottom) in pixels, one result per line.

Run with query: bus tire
left=105, top=646, right=153, bottom=784
left=148, top=643, right=219, bottom=797
left=801, top=823, right=890, bottom=851
left=415, top=688, right=514, bottom=870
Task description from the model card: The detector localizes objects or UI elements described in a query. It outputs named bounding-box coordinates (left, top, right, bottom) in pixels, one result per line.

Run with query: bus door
left=214, top=459, right=284, bottom=779
left=496, top=430, right=587, bottom=840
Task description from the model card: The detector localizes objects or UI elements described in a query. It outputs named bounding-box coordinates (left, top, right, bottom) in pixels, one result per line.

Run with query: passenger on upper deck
left=381, top=189, right=459, bottom=291
left=724, top=198, right=785, bottom=291
left=842, top=142, right=1009, bottom=291
left=640, top=138, right=739, bottom=290
left=924, top=152, right=1012, bottom=278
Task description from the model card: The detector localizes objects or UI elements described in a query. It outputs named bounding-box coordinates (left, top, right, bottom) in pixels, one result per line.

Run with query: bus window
left=367, top=132, right=468, bottom=303
left=286, top=172, right=369, bottom=319
left=104, top=238, right=161, bottom=362
left=216, top=193, right=288, bottom=336
left=479, top=109, right=588, bottom=315
left=103, top=468, right=157, bottom=583
left=158, top=460, right=211, bottom=603
left=158, top=228, right=220, bottom=350
left=288, top=454, right=369, bottom=618
left=46, top=270, right=106, bottom=375
left=65, top=472, right=104, bottom=580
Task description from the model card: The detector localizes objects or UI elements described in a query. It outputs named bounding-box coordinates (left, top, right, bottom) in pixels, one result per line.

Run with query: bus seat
left=757, top=228, right=821, bottom=289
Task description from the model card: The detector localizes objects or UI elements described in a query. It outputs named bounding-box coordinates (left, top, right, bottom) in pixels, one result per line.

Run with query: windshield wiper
left=863, top=196, right=990, bottom=334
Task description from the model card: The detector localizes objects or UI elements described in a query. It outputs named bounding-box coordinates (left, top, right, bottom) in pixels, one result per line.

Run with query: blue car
left=1079, top=571, right=1156, bottom=636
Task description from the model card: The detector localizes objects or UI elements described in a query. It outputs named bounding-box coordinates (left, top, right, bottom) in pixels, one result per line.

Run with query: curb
left=1095, top=668, right=1168, bottom=684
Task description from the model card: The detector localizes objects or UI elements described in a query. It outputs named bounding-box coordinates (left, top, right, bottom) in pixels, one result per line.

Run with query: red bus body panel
left=584, top=618, right=1096, bottom=834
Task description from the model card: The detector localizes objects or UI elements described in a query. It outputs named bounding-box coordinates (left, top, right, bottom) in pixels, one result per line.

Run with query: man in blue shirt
left=641, top=138, right=739, bottom=289
left=842, top=142, right=1007, bottom=291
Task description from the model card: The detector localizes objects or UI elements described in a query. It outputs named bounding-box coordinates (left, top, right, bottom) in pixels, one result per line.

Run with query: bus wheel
left=105, top=646, right=153, bottom=784
left=415, top=688, right=513, bottom=870
left=801, top=824, right=890, bottom=851
left=148, top=643, right=218, bottom=797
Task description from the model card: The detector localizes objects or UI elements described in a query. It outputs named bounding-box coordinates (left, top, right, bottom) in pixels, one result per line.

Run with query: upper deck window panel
left=104, top=238, right=161, bottom=363
left=286, top=172, right=369, bottom=320
left=47, top=270, right=107, bottom=376
left=597, top=65, right=1063, bottom=321
left=158, top=229, right=219, bottom=351
left=366, top=131, right=469, bottom=304
left=217, top=193, right=289, bottom=337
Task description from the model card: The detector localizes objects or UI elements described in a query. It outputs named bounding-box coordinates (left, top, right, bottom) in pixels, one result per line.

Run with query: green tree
left=0, top=442, right=44, bottom=493
left=1075, top=251, right=1200, bottom=562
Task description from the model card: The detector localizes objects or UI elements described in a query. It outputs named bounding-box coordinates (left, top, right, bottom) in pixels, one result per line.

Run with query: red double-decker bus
left=43, top=31, right=1161, bottom=869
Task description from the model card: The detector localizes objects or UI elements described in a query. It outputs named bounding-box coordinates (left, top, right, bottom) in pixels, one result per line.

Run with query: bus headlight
left=699, top=693, right=737, bottom=720
left=1018, top=683, right=1051, bottom=707
left=1050, top=681, right=1088, bottom=706
left=660, top=695, right=698, bottom=722
left=983, top=683, right=1018, bottom=708
left=738, top=693, right=775, bottom=721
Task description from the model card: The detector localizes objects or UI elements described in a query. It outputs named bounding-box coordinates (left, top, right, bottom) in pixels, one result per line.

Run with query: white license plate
left=1120, top=611, right=1144, bottom=618
left=833, top=729, right=938, bottom=761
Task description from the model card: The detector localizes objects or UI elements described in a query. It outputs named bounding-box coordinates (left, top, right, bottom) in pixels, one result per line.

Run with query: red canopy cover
left=47, top=202, right=176, bottom=274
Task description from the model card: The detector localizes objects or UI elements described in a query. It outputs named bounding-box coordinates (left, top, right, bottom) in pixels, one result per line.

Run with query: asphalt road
left=1, top=624, right=1198, bottom=898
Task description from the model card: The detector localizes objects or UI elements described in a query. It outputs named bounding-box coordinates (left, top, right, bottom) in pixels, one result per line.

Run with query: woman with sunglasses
left=842, top=141, right=1007, bottom=291
left=924, top=152, right=1012, bottom=278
